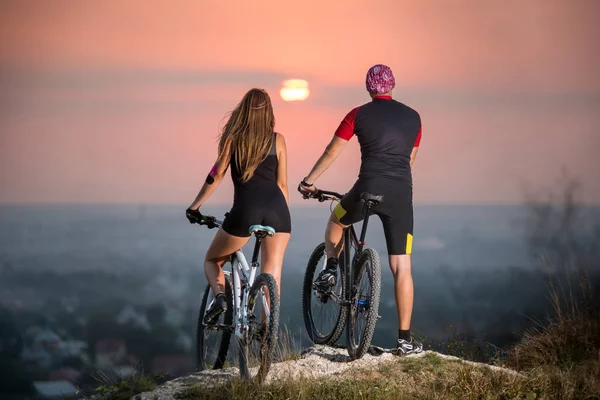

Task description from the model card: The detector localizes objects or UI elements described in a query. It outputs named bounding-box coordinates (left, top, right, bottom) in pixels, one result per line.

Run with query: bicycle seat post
left=357, top=200, right=375, bottom=253
left=251, top=233, right=264, bottom=265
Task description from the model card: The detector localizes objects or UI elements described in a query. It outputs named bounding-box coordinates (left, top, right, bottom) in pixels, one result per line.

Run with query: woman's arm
left=188, top=143, right=231, bottom=210
left=303, top=135, right=348, bottom=185
left=276, top=133, right=289, bottom=204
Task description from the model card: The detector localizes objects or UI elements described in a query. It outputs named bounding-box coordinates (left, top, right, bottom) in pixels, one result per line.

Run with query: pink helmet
left=365, top=64, right=395, bottom=94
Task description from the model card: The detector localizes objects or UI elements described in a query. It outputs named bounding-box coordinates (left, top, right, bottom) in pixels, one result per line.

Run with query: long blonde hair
left=216, top=88, right=275, bottom=183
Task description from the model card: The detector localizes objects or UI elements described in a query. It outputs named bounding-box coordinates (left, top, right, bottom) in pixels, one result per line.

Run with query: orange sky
left=1, top=0, right=599, bottom=205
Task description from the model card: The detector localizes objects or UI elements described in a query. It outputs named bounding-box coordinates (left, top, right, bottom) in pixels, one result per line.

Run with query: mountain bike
left=301, top=189, right=382, bottom=360
left=192, top=212, right=280, bottom=383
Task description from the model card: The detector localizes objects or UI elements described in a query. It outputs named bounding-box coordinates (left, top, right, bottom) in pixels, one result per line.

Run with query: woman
left=186, top=88, right=291, bottom=324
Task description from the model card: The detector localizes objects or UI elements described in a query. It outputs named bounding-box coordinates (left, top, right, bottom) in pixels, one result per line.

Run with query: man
left=297, top=64, right=423, bottom=355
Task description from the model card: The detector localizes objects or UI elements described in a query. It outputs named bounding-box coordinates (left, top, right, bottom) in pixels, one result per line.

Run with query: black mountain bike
left=301, top=189, right=382, bottom=360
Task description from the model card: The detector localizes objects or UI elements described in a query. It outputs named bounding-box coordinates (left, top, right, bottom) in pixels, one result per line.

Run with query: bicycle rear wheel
left=347, top=248, right=381, bottom=360
left=239, top=272, right=280, bottom=383
left=196, top=275, right=233, bottom=371
left=302, top=242, right=348, bottom=345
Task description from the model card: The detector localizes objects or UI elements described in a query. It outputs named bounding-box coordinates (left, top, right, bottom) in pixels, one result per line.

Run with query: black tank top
left=230, top=134, right=278, bottom=193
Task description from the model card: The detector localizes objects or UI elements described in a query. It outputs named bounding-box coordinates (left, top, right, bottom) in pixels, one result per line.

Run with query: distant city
left=1, top=203, right=598, bottom=398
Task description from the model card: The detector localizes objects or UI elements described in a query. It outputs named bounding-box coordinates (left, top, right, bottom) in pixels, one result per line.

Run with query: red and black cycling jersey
left=334, top=95, right=422, bottom=183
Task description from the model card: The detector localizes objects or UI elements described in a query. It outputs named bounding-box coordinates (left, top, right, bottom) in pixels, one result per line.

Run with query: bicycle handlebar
left=304, top=189, right=344, bottom=202
left=190, top=212, right=226, bottom=229
left=199, top=216, right=223, bottom=229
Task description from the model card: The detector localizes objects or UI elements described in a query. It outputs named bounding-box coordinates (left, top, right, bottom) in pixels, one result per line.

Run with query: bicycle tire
left=196, top=275, right=234, bottom=371
left=346, top=248, right=381, bottom=360
left=301, top=242, right=348, bottom=345
left=239, top=272, right=280, bottom=383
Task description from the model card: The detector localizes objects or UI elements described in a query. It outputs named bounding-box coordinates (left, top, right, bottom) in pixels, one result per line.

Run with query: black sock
left=399, top=329, right=411, bottom=341
left=326, top=257, right=338, bottom=270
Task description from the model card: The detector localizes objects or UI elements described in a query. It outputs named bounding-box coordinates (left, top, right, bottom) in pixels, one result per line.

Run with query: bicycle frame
left=204, top=235, right=270, bottom=340
left=345, top=202, right=375, bottom=299
left=317, top=200, right=376, bottom=306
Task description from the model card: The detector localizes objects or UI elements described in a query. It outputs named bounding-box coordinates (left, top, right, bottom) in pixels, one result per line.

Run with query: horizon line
left=1, top=201, right=598, bottom=208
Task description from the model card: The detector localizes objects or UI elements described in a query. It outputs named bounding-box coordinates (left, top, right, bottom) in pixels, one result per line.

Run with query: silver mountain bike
left=192, top=212, right=280, bottom=383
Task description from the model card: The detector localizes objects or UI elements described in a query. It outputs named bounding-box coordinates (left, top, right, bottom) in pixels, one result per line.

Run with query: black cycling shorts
left=221, top=189, right=291, bottom=237
left=334, top=178, right=413, bottom=255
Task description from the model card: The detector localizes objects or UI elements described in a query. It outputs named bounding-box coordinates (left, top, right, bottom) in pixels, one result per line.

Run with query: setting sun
left=280, top=79, right=310, bottom=102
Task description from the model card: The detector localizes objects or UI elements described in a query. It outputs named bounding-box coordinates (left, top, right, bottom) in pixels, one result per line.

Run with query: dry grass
left=501, top=267, right=600, bottom=399
left=216, top=324, right=302, bottom=371
left=76, top=365, right=160, bottom=400
left=272, top=324, right=303, bottom=362
left=178, top=351, right=599, bottom=400
left=506, top=270, right=599, bottom=370
left=178, top=353, right=540, bottom=400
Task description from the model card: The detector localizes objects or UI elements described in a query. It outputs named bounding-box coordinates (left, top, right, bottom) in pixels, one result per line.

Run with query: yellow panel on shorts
left=406, top=233, right=413, bottom=255
left=333, top=203, right=347, bottom=221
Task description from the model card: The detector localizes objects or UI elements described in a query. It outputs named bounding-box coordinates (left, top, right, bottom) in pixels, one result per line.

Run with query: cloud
left=0, top=64, right=294, bottom=89
left=309, top=84, right=600, bottom=112
left=2, top=65, right=599, bottom=116
left=0, top=65, right=284, bottom=115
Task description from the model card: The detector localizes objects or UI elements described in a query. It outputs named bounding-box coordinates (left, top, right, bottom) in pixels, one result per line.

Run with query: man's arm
left=410, top=147, right=419, bottom=167
left=302, top=107, right=357, bottom=186
left=303, top=135, right=349, bottom=185
left=410, top=126, right=422, bottom=168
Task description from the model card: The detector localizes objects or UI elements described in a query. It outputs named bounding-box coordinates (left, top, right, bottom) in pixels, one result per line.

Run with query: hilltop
left=84, top=275, right=600, bottom=400
left=129, top=345, right=524, bottom=400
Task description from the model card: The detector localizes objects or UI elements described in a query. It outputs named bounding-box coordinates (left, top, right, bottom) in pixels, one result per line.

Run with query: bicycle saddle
left=360, top=192, right=384, bottom=204
left=249, top=224, right=276, bottom=237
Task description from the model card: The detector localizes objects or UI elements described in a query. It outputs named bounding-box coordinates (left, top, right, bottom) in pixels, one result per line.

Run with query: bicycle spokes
left=311, top=272, right=344, bottom=326
left=302, top=243, right=349, bottom=346
left=350, top=264, right=372, bottom=342
left=346, top=248, right=381, bottom=360
left=196, top=280, right=234, bottom=371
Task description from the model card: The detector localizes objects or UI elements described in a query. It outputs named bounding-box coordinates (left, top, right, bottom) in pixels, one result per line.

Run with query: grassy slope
left=181, top=272, right=600, bottom=400
left=94, top=272, right=600, bottom=400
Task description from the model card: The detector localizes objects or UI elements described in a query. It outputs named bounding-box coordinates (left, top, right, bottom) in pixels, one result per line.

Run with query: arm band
left=206, top=163, right=219, bottom=185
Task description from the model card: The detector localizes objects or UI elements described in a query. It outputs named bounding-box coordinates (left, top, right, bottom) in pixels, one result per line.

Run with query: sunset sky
left=1, top=0, right=599, bottom=205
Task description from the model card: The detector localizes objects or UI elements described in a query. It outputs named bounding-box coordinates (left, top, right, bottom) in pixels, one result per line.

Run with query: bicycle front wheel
left=302, top=242, right=348, bottom=345
left=239, top=272, right=280, bottom=383
left=347, top=248, right=381, bottom=360
left=196, top=276, right=233, bottom=371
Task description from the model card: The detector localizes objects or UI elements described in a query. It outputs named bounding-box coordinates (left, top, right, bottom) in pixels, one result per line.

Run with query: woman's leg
left=259, top=232, right=291, bottom=297
left=204, top=228, right=250, bottom=295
